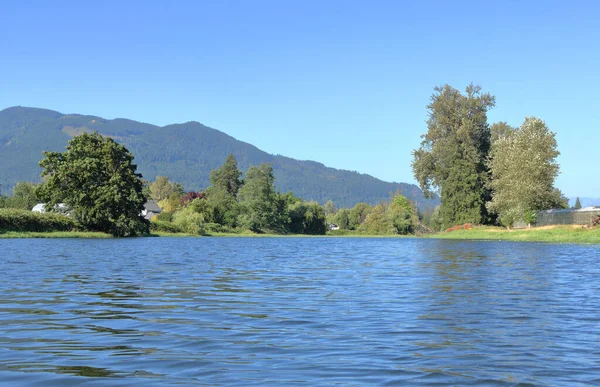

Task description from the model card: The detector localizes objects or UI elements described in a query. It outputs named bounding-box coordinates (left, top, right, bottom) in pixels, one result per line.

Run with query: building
left=142, top=200, right=162, bottom=220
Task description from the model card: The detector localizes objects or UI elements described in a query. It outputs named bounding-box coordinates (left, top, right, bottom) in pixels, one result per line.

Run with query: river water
left=0, top=237, right=599, bottom=386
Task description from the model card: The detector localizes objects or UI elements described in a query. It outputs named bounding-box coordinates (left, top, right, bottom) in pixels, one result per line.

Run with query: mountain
left=0, top=106, right=438, bottom=211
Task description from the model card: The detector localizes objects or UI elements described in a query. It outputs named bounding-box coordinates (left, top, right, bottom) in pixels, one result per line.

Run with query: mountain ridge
left=0, top=106, right=439, bottom=211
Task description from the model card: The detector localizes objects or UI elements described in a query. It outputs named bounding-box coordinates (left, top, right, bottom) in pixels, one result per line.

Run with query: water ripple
left=0, top=237, right=599, bottom=385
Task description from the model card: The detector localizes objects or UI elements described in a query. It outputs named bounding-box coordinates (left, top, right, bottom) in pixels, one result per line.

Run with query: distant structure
left=142, top=200, right=162, bottom=220
left=529, top=207, right=600, bottom=227
left=32, top=203, right=70, bottom=214
left=513, top=206, right=600, bottom=228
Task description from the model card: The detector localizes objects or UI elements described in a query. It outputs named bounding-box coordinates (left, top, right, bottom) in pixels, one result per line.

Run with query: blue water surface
left=0, top=237, right=599, bottom=386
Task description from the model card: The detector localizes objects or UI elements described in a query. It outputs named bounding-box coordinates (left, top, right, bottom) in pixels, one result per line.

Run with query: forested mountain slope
left=0, top=106, right=438, bottom=210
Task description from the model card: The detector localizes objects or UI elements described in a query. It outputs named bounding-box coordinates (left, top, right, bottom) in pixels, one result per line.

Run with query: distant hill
left=0, top=106, right=438, bottom=211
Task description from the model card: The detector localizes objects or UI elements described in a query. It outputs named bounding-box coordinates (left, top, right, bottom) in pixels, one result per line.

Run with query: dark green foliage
left=285, top=195, right=327, bottom=235
left=35, top=132, right=148, bottom=237
left=210, top=153, right=243, bottom=197
left=574, top=197, right=582, bottom=209
left=412, top=84, right=495, bottom=228
left=0, top=107, right=438, bottom=211
left=0, top=208, right=76, bottom=232
left=238, top=164, right=283, bottom=232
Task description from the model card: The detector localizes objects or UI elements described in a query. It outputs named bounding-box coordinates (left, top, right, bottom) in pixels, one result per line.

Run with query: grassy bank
left=429, top=225, right=600, bottom=244
left=0, top=230, right=112, bottom=238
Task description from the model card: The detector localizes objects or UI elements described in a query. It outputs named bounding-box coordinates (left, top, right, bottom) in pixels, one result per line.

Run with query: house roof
left=144, top=200, right=162, bottom=213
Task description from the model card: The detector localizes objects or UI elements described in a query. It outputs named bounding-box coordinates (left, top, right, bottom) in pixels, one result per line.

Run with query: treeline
left=0, top=139, right=422, bottom=236
left=412, top=84, right=567, bottom=230
left=147, top=154, right=420, bottom=236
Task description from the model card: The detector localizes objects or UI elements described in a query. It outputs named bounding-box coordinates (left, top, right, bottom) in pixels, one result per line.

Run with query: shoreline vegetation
left=2, top=225, right=599, bottom=244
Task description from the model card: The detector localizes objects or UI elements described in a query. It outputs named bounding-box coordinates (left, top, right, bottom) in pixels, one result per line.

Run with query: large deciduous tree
left=487, top=117, right=563, bottom=227
left=36, top=132, right=148, bottom=236
left=412, top=84, right=495, bottom=228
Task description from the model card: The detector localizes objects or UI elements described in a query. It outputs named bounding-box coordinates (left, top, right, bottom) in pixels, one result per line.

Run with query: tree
left=487, top=117, right=563, bottom=227
left=412, top=84, right=495, bottom=228
left=210, top=153, right=243, bottom=197
left=149, top=176, right=183, bottom=203
left=5, top=182, right=40, bottom=210
left=388, top=193, right=418, bottom=234
left=36, top=132, right=148, bottom=236
left=574, top=197, right=582, bottom=209
left=323, top=200, right=337, bottom=216
left=206, top=155, right=244, bottom=229
left=490, top=122, right=517, bottom=144
left=238, top=163, right=282, bottom=232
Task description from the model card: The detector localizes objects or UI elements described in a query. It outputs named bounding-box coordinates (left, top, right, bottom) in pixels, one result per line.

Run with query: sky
left=1, top=0, right=599, bottom=198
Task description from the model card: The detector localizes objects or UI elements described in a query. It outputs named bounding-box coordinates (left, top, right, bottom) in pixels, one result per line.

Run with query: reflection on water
left=0, top=237, right=599, bottom=386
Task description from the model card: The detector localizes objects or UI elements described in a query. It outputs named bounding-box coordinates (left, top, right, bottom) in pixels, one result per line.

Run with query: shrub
left=155, top=211, right=174, bottom=222
left=150, top=220, right=183, bottom=233
left=0, top=209, right=76, bottom=232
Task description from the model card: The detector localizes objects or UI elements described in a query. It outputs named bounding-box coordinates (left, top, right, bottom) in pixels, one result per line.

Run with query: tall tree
left=149, top=176, right=183, bottom=203
left=574, top=197, right=582, bottom=209
left=8, top=182, right=40, bottom=210
left=490, top=121, right=517, bottom=144
left=237, top=163, right=281, bottom=232
left=36, top=132, right=148, bottom=236
left=210, top=153, right=243, bottom=197
left=412, top=84, right=495, bottom=228
left=487, top=117, right=563, bottom=227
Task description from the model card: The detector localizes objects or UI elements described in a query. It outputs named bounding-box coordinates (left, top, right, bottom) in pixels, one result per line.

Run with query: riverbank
left=0, top=230, right=112, bottom=238
left=429, top=225, right=600, bottom=244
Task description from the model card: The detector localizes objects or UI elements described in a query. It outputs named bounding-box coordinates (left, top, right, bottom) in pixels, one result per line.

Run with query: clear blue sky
left=1, top=0, right=598, bottom=197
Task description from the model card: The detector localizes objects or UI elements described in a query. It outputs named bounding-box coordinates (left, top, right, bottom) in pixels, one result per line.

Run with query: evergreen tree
left=412, top=84, right=495, bottom=228
left=238, top=163, right=281, bottom=232
left=209, top=153, right=243, bottom=197
left=574, top=197, right=582, bottom=209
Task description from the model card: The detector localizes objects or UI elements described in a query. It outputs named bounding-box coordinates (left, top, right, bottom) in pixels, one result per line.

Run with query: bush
left=155, top=211, right=174, bottom=222
left=150, top=220, right=183, bottom=233
left=0, top=209, right=76, bottom=232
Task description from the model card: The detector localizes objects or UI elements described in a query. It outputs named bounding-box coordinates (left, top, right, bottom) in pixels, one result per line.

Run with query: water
left=0, top=237, right=599, bottom=386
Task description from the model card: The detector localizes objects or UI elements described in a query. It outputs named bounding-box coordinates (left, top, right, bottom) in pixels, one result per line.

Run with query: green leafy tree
left=487, top=117, right=563, bottom=227
left=286, top=196, right=326, bottom=234
left=5, top=182, right=40, bottom=210
left=348, top=202, right=373, bottom=230
left=334, top=209, right=350, bottom=230
left=210, top=153, right=243, bottom=197
left=358, top=203, right=394, bottom=234
left=206, top=154, right=244, bottom=229
left=149, top=176, right=183, bottom=203
left=388, top=193, right=418, bottom=234
left=412, top=84, right=495, bottom=228
left=323, top=200, right=337, bottom=216
left=206, top=186, right=240, bottom=229
left=490, top=121, right=517, bottom=144
left=573, top=197, right=582, bottom=209
left=238, top=163, right=282, bottom=232
left=36, top=132, right=148, bottom=236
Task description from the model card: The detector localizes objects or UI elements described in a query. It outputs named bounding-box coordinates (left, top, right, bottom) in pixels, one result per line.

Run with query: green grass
left=0, top=230, right=112, bottom=238
left=428, top=225, right=600, bottom=244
